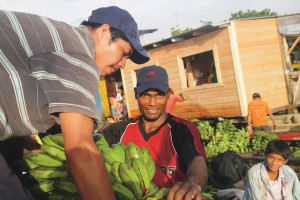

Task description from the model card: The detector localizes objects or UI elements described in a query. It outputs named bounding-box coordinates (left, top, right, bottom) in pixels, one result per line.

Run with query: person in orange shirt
left=247, top=93, right=276, bottom=133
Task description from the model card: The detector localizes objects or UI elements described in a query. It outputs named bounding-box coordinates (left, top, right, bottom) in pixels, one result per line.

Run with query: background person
left=109, top=96, right=123, bottom=122
left=116, top=86, right=124, bottom=114
left=243, top=139, right=300, bottom=200
left=99, top=65, right=208, bottom=200
left=0, top=6, right=149, bottom=200
left=166, top=89, right=184, bottom=114
left=247, top=93, right=277, bottom=133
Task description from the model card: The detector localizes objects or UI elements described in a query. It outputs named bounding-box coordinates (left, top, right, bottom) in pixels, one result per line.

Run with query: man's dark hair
left=265, top=139, right=290, bottom=160
left=81, top=21, right=130, bottom=43
left=252, top=93, right=261, bottom=99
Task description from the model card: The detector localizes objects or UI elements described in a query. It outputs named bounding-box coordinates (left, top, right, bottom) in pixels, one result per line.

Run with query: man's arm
left=186, top=156, right=208, bottom=190
left=59, top=112, right=115, bottom=200
left=267, top=111, right=276, bottom=127
left=167, top=156, right=208, bottom=200
left=247, top=114, right=253, bottom=133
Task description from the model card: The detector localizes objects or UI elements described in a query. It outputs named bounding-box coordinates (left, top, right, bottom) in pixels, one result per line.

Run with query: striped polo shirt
left=0, top=10, right=100, bottom=140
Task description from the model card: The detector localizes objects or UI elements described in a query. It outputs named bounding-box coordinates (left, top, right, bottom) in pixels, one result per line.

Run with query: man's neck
left=142, top=113, right=168, bottom=134
left=267, top=169, right=279, bottom=181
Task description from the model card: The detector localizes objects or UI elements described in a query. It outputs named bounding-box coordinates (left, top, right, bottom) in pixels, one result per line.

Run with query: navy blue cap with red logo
left=136, top=65, right=169, bottom=95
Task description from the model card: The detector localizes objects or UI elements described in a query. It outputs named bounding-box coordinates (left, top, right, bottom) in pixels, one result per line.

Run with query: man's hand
left=246, top=125, right=253, bottom=133
left=167, top=181, right=202, bottom=200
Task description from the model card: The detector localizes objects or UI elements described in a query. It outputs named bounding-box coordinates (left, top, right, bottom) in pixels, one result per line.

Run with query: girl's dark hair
left=81, top=21, right=130, bottom=43
left=265, top=139, right=290, bottom=160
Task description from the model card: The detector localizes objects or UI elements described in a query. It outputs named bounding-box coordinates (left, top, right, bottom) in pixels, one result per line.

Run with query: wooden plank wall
left=234, top=18, right=289, bottom=111
left=123, top=28, right=242, bottom=119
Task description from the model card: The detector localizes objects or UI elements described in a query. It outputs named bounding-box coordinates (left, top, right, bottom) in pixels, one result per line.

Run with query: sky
left=1, top=0, right=300, bottom=44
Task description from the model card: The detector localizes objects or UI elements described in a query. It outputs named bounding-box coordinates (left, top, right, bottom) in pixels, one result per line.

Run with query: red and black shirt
left=100, top=114, right=207, bottom=188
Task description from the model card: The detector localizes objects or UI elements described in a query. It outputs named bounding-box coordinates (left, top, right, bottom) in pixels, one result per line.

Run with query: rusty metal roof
left=143, top=24, right=222, bottom=50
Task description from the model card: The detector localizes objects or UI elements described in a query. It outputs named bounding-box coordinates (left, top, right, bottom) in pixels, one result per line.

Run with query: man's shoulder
left=169, top=115, right=198, bottom=131
left=249, top=161, right=264, bottom=173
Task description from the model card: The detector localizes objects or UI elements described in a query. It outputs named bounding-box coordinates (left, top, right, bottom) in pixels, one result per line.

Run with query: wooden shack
left=112, top=14, right=300, bottom=119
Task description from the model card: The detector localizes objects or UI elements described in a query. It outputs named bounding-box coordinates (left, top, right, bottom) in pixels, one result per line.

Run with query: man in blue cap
left=0, top=6, right=148, bottom=200
left=100, top=65, right=208, bottom=199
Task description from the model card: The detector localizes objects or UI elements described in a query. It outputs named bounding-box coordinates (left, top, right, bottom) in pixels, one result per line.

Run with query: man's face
left=266, top=153, right=288, bottom=173
left=137, top=89, right=169, bottom=122
left=94, top=26, right=133, bottom=77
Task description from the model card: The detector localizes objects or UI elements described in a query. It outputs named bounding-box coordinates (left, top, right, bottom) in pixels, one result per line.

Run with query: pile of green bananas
left=290, top=147, right=300, bottom=157
left=195, top=120, right=282, bottom=158
left=17, top=134, right=78, bottom=199
left=17, top=133, right=169, bottom=200
left=250, top=131, right=280, bottom=150
left=196, top=120, right=251, bottom=158
left=94, top=134, right=169, bottom=200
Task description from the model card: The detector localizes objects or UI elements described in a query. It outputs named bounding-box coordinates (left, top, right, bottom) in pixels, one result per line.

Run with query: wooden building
left=110, top=14, right=300, bottom=119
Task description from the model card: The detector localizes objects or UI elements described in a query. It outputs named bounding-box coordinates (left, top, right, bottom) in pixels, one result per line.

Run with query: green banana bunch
left=145, top=187, right=169, bottom=200
left=47, top=191, right=65, bottom=200
left=30, top=180, right=56, bottom=193
left=111, top=142, right=126, bottom=163
left=291, top=149, right=300, bottom=157
left=15, top=153, right=39, bottom=171
left=41, top=144, right=66, bottom=161
left=111, top=161, right=122, bottom=183
left=112, top=182, right=137, bottom=200
left=125, top=142, right=140, bottom=163
left=139, top=146, right=155, bottom=180
left=119, top=162, right=143, bottom=199
left=105, top=162, right=112, bottom=174
left=130, top=158, right=151, bottom=196
left=19, top=136, right=158, bottom=200
left=100, top=145, right=125, bottom=165
left=55, top=177, right=78, bottom=193
left=93, top=133, right=109, bottom=147
left=41, top=134, right=64, bottom=150
left=29, top=166, right=69, bottom=179
left=50, top=134, right=65, bottom=148
left=26, top=152, right=64, bottom=167
left=142, top=182, right=158, bottom=199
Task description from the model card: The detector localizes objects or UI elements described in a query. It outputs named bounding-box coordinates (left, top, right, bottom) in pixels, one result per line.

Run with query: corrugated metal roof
left=142, top=13, right=300, bottom=50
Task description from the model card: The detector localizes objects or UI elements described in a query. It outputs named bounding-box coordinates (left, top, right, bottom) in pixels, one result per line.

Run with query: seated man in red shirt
left=99, top=65, right=208, bottom=200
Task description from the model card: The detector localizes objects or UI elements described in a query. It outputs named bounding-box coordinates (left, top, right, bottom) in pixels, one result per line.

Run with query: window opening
left=183, top=50, right=217, bottom=87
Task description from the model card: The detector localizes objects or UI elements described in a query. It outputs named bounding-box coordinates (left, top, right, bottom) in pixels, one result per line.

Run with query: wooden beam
left=228, top=21, right=248, bottom=117
left=288, top=35, right=300, bottom=55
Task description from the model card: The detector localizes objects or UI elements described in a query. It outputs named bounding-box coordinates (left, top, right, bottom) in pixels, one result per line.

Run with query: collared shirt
left=0, top=10, right=100, bottom=140
left=243, top=161, right=300, bottom=200
left=101, top=114, right=207, bottom=189
left=263, top=166, right=284, bottom=200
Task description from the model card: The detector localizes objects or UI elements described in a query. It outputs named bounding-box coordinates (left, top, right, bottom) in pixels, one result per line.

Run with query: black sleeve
left=171, top=122, right=204, bottom=173
left=98, top=121, right=129, bottom=146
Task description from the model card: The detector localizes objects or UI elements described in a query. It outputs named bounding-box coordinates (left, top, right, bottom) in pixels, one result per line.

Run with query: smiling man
left=0, top=6, right=148, bottom=200
left=99, top=65, right=208, bottom=200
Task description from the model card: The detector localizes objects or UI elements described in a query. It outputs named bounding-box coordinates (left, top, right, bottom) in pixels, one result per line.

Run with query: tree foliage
left=171, top=26, right=193, bottom=37
left=229, top=8, right=277, bottom=20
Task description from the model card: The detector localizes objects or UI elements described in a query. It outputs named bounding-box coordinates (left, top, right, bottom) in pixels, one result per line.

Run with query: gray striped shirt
left=0, top=10, right=100, bottom=140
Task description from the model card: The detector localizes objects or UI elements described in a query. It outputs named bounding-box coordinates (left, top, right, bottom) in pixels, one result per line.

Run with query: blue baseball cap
left=88, top=6, right=149, bottom=64
left=136, top=65, right=169, bottom=95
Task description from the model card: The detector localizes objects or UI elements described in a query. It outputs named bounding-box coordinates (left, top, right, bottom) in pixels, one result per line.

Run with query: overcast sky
left=1, top=0, right=299, bottom=44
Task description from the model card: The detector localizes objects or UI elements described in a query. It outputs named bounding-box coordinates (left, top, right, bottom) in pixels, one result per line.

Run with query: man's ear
left=283, top=159, right=288, bottom=165
left=95, top=24, right=111, bottom=41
